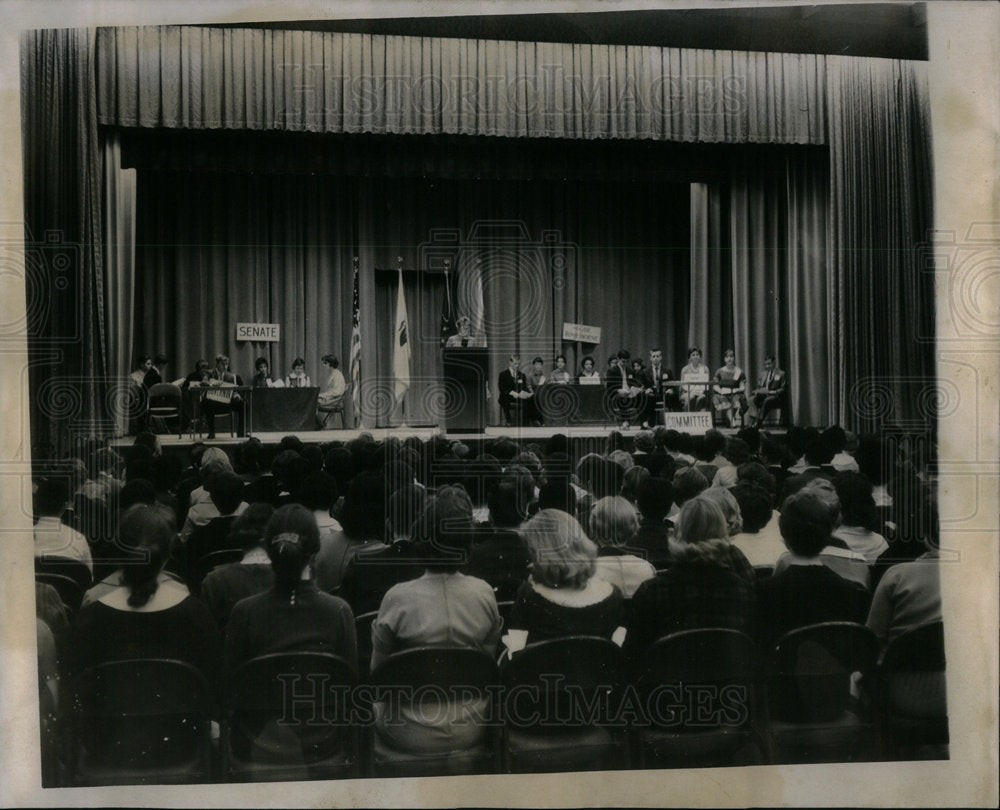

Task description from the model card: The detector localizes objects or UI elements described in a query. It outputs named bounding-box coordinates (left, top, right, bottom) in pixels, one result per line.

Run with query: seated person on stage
left=528, top=356, right=547, bottom=389
left=284, top=356, right=311, bottom=388
left=202, top=354, right=244, bottom=438
left=638, top=347, right=678, bottom=427
left=605, top=350, right=642, bottom=428
left=143, top=353, right=168, bottom=389
left=549, top=354, right=572, bottom=384
left=130, top=355, right=151, bottom=389
left=630, top=358, right=645, bottom=380
left=747, top=354, right=787, bottom=427
left=498, top=355, right=532, bottom=426
left=252, top=356, right=281, bottom=388
left=182, top=358, right=219, bottom=438
left=444, top=314, right=486, bottom=348
left=577, top=355, right=601, bottom=384
left=316, top=353, right=347, bottom=427
left=679, top=346, right=710, bottom=411
left=712, top=349, right=749, bottom=427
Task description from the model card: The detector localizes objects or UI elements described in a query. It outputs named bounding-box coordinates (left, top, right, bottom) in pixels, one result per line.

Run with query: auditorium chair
left=630, top=628, right=765, bottom=768
left=146, top=383, right=184, bottom=438
left=354, top=610, right=378, bottom=679
left=65, top=658, right=214, bottom=785
left=222, top=652, right=359, bottom=782
left=35, top=558, right=92, bottom=614
left=190, top=548, right=244, bottom=596
left=500, top=636, right=626, bottom=773
left=876, top=621, right=948, bottom=760
left=367, top=647, right=500, bottom=777
left=764, top=621, right=880, bottom=764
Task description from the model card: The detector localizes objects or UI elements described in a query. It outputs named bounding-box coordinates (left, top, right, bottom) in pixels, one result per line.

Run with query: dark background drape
left=22, top=24, right=936, bottom=440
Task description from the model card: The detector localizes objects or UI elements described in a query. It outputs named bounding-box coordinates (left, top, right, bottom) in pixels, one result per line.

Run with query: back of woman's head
left=520, top=509, right=596, bottom=590
left=674, top=497, right=732, bottom=566
left=410, top=486, right=474, bottom=570
left=730, top=483, right=772, bottom=534
left=832, top=471, right=879, bottom=531
left=337, top=470, right=387, bottom=541
left=588, top=496, right=640, bottom=547
left=199, top=447, right=232, bottom=480
left=778, top=488, right=837, bottom=557
left=119, top=503, right=176, bottom=608
left=387, top=483, right=428, bottom=540
left=673, top=466, right=709, bottom=506
left=265, top=504, right=320, bottom=598
left=228, top=502, right=274, bottom=552
left=620, top=464, right=650, bottom=502
left=119, top=478, right=156, bottom=511
left=636, top=476, right=673, bottom=521
left=698, top=486, right=743, bottom=536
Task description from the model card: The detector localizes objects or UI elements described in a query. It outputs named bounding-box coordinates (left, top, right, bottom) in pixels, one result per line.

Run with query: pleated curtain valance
left=95, top=25, right=827, bottom=144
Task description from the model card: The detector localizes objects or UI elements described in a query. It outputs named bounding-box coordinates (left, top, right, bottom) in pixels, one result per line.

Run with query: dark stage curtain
left=20, top=28, right=107, bottom=449
left=135, top=172, right=690, bottom=428
left=134, top=171, right=359, bottom=428
left=97, top=26, right=826, bottom=144
left=827, top=57, right=936, bottom=432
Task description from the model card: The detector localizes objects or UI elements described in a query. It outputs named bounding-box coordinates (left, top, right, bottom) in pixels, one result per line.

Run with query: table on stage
left=531, top=381, right=717, bottom=426
left=185, top=385, right=319, bottom=437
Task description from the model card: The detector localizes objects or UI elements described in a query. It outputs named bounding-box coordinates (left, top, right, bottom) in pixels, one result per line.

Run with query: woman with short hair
left=508, top=509, right=624, bottom=643
left=284, top=357, right=311, bottom=388
left=589, top=496, right=656, bottom=598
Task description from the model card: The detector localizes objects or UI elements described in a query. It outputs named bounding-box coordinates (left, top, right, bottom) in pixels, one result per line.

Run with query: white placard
left=562, top=321, right=602, bottom=344
left=663, top=411, right=714, bottom=433
left=236, top=322, right=281, bottom=341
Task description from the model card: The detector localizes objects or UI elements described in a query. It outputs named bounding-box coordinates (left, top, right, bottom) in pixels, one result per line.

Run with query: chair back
left=68, top=658, right=213, bottom=783
left=637, top=628, right=757, bottom=731
left=371, top=646, right=498, bottom=692
left=767, top=622, right=879, bottom=723
left=881, top=621, right=945, bottom=672
left=501, top=636, right=622, bottom=730
left=192, top=548, right=244, bottom=592
left=35, top=571, right=87, bottom=613
left=753, top=564, right=775, bottom=580
left=226, top=652, right=357, bottom=768
left=354, top=610, right=378, bottom=677
left=148, top=383, right=182, bottom=410
left=35, top=556, right=92, bottom=590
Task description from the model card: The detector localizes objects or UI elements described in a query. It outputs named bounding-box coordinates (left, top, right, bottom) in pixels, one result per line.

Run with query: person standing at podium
left=445, top=315, right=486, bottom=348
left=498, top=355, right=531, bottom=426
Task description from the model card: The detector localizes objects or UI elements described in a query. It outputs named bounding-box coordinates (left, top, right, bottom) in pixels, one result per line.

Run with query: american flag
left=349, top=257, right=361, bottom=426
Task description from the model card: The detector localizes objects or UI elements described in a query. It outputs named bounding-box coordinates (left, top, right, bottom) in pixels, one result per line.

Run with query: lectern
left=442, top=348, right=489, bottom=433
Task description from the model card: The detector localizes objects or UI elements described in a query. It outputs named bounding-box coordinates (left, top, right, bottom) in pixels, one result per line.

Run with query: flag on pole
left=458, top=257, right=487, bottom=347
left=393, top=266, right=411, bottom=400
left=440, top=261, right=456, bottom=346
left=349, top=258, right=361, bottom=426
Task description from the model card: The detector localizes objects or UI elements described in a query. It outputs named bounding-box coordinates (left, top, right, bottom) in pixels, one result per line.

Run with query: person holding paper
left=679, top=347, right=710, bottom=411
left=498, top=355, right=531, bottom=426
left=577, top=355, right=601, bottom=384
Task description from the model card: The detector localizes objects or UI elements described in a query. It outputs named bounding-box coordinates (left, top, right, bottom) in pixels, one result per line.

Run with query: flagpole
left=396, top=256, right=410, bottom=430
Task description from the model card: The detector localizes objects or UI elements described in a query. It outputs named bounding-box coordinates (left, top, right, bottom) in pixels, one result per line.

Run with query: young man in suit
left=638, top=347, right=679, bottom=426
left=498, top=355, right=531, bottom=426
left=748, top=354, right=788, bottom=426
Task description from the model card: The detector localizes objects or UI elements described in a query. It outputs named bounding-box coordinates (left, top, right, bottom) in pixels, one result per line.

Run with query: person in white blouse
left=679, top=347, right=710, bottom=411
left=284, top=357, right=311, bottom=388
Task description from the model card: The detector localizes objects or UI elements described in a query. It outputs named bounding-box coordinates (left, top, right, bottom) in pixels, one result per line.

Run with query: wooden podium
left=442, top=348, right=489, bottom=433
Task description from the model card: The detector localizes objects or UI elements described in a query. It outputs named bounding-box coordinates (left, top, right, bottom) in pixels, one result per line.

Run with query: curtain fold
left=827, top=57, right=935, bottom=431
left=96, top=26, right=827, bottom=144
left=101, top=131, right=137, bottom=436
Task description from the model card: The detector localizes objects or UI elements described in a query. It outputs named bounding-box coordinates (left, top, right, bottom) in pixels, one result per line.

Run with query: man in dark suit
left=498, top=355, right=531, bottom=426
left=605, top=350, right=642, bottom=429
left=748, top=354, right=788, bottom=426
left=638, top=347, right=679, bottom=426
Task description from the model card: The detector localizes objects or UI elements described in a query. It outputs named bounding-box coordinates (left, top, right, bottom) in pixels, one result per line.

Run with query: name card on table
left=236, top=323, right=281, bottom=342
left=562, top=322, right=602, bottom=344
left=663, top=412, right=714, bottom=433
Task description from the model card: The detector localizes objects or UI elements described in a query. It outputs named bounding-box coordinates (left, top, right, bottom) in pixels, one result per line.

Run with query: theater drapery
left=21, top=23, right=935, bottom=439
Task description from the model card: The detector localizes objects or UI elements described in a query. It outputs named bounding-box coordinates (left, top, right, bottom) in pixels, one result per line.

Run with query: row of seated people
left=34, top=420, right=942, bottom=777
left=499, top=348, right=788, bottom=428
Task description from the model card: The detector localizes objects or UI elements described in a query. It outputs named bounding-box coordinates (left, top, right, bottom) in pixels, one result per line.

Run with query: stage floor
left=111, top=422, right=778, bottom=450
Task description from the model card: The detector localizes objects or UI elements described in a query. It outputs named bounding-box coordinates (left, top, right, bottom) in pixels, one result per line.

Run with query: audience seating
left=631, top=629, right=764, bottom=768
left=65, top=658, right=214, bottom=785
left=753, top=565, right=775, bottom=580
left=317, top=385, right=350, bottom=429
left=500, top=636, right=625, bottom=773
left=146, top=383, right=184, bottom=438
left=368, top=647, right=500, bottom=777
left=876, top=621, right=948, bottom=760
left=223, top=652, right=359, bottom=782
left=190, top=548, right=244, bottom=595
left=35, top=558, right=92, bottom=611
left=764, top=622, right=880, bottom=764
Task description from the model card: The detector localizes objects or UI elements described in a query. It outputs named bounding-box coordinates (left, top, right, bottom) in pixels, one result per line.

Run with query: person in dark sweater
left=757, top=485, right=871, bottom=646
left=508, top=509, right=623, bottom=644
left=625, top=496, right=757, bottom=670
left=224, top=504, right=357, bottom=674
left=66, top=502, right=221, bottom=687
left=199, top=503, right=275, bottom=629
left=631, top=476, right=675, bottom=569
left=463, top=476, right=532, bottom=599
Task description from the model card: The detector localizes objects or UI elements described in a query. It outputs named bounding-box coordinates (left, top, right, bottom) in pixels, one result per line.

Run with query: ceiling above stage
left=206, top=3, right=928, bottom=61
